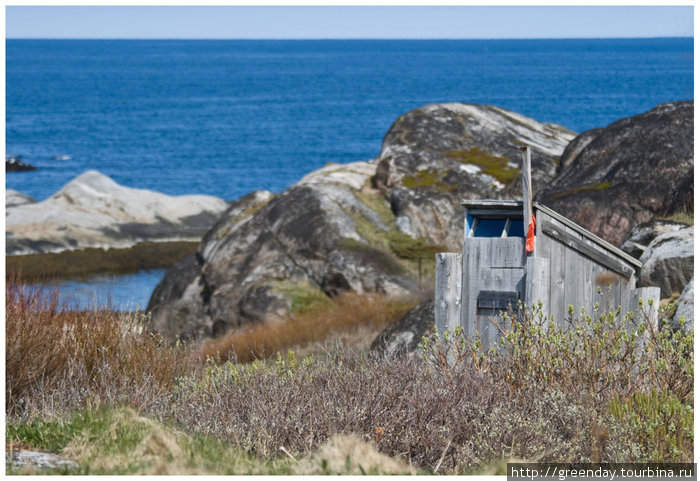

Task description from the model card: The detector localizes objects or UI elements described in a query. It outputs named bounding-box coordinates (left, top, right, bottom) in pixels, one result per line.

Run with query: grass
left=271, top=280, right=332, bottom=315
left=200, top=292, right=415, bottom=363
left=659, top=211, right=694, bottom=225
left=7, top=407, right=417, bottom=475
left=6, top=279, right=694, bottom=473
left=6, top=241, right=199, bottom=281
left=5, top=278, right=198, bottom=418
left=446, top=147, right=520, bottom=185
left=6, top=407, right=300, bottom=475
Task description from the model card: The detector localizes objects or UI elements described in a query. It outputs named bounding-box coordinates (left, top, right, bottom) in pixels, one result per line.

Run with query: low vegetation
left=201, top=292, right=415, bottom=363
left=401, top=168, right=457, bottom=192
left=6, top=279, right=693, bottom=474
left=6, top=241, right=199, bottom=281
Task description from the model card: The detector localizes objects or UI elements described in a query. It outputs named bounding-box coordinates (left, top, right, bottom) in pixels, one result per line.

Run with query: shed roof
left=461, top=199, right=642, bottom=269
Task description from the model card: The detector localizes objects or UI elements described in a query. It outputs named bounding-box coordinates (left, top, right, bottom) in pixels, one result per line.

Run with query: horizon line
left=6, top=36, right=694, bottom=41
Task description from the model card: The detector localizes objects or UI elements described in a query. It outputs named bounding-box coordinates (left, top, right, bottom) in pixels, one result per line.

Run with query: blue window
left=467, top=214, right=526, bottom=238
left=507, top=219, right=525, bottom=237
left=474, top=218, right=507, bottom=237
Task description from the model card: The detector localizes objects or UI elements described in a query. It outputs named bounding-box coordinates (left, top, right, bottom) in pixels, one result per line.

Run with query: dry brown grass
left=6, top=278, right=199, bottom=418
left=200, top=293, right=415, bottom=362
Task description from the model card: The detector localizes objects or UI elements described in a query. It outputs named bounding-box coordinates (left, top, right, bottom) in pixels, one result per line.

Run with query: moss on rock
left=446, top=147, right=520, bottom=185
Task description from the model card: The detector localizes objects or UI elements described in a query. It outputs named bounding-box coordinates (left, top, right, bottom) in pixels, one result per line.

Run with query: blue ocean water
left=6, top=38, right=694, bottom=309
left=7, top=38, right=693, bottom=202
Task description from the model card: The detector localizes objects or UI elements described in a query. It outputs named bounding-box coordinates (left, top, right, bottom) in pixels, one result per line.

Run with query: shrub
left=420, top=300, right=694, bottom=463
left=6, top=277, right=693, bottom=472
left=6, top=279, right=197, bottom=419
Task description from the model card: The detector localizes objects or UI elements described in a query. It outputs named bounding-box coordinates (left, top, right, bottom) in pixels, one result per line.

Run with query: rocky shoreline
left=6, top=170, right=229, bottom=257
left=8, top=101, right=693, bottom=346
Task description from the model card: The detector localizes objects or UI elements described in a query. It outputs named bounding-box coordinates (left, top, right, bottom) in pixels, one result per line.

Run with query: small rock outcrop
left=6, top=170, right=229, bottom=255
left=370, top=300, right=435, bottom=358
left=6, top=155, right=36, bottom=172
left=638, top=226, right=693, bottom=299
left=536, top=101, right=694, bottom=246
left=621, top=219, right=690, bottom=260
left=148, top=104, right=575, bottom=342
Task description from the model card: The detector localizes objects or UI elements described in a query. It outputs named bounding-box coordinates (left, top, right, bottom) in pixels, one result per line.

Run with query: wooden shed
left=434, top=147, right=660, bottom=347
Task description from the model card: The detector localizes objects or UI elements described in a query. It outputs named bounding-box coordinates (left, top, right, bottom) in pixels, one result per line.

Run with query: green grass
left=6, top=241, right=199, bottom=282
left=6, top=407, right=300, bottom=475
left=272, top=280, right=332, bottom=315
left=446, top=147, right=520, bottom=185
left=7, top=406, right=416, bottom=475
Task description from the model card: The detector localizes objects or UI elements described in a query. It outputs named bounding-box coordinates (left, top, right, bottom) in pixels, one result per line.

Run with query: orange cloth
left=525, top=215, right=536, bottom=254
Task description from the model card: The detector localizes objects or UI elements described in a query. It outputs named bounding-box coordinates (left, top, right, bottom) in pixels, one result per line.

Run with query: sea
left=6, top=38, right=694, bottom=309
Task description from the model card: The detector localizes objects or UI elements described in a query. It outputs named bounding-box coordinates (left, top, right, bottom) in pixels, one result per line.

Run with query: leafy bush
left=420, top=300, right=694, bottom=462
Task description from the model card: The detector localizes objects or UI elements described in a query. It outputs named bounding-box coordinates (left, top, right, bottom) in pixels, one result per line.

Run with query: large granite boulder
left=6, top=170, right=230, bottom=255
left=374, top=103, right=576, bottom=248
left=638, top=225, right=694, bottom=299
left=148, top=162, right=420, bottom=341
left=536, top=101, right=694, bottom=246
left=148, top=104, right=575, bottom=342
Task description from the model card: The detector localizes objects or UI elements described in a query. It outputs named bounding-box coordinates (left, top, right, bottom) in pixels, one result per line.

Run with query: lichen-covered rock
left=672, top=277, right=694, bottom=333
left=536, top=101, right=694, bottom=246
left=639, top=226, right=693, bottom=299
left=148, top=104, right=574, bottom=342
left=6, top=170, right=229, bottom=255
left=148, top=161, right=420, bottom=341
left=374, top=103, right=575, bottom=248
left=370, top=300, right=435, bottom=358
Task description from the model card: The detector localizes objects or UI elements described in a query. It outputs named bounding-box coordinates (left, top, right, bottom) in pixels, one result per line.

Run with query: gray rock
left=6, top=170, right=229, bottom=255
left=639, top=226, right=693, bottom=299
left=621, top=219, right=689, bottom=259
left=6, top=189, right=36, bottom=208
left=536, top=101, right=693, bottom=246
left=6, top=449, right=77, bottom=471
left=371, top=300, right=435, bottom=357
left=148, top=161, right=419, bottom=341
left=672, top=277, right=694, bottom=332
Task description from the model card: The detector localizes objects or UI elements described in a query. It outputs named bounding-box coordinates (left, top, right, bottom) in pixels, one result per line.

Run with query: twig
left=433, top=439, right=452, bottom=474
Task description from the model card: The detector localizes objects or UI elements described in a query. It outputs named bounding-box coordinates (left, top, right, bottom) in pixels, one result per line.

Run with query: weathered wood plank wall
left=434, top=252, right=462, bottom=336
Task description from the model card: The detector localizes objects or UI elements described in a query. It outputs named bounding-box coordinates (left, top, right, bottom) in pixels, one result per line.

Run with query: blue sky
left=5, top=6, right=694, bottom=39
